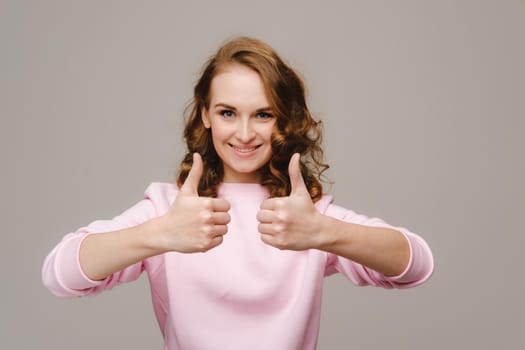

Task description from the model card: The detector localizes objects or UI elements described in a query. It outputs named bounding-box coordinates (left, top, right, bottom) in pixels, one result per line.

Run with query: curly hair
left=176, top=37, right=329, bottom=202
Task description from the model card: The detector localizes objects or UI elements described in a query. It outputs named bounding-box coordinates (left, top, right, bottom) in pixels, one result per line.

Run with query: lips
left=229, top=144, right=261, bottom=154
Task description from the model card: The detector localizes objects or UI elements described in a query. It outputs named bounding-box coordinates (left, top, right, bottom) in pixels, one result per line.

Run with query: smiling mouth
left=229, top=144, right=261, bottom=153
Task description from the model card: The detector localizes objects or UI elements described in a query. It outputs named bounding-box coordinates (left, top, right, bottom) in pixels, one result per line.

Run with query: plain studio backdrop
left=1, top=1, right=523, bottom=349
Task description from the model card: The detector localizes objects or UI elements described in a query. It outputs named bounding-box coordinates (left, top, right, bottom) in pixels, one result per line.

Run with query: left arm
left=257, top=154, right=423, bottom=279
left=315, top=215, right=409, bottom=276
left=258, top=196, right=410, bottom=277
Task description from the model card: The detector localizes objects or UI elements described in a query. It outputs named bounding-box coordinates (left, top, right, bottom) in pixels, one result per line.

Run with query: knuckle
left=199, top=211, right=212, bottom=223
left=202, top=198, right=213, bottom=209
left=196, top=242, right=208, bottom=253
left=277, top=212, right=289, bottom=223
left=275, top=223, right=286, bottom=234
left=202, top=225, right=213, bottom=236
left=197, top=237, right=213, bottom=252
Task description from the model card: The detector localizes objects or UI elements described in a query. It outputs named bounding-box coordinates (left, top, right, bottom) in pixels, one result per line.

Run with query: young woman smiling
left=43, top=37, right=434, bottom=350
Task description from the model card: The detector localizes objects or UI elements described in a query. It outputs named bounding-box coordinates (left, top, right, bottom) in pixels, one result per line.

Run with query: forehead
left=209, top=64, right=271, bottom=108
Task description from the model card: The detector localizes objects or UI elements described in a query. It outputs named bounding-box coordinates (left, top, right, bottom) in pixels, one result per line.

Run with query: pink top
left=42, top=182, right=433, bottom=350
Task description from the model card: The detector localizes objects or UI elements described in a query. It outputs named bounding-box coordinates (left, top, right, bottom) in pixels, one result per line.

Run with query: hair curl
left=176, top=37, right=329, bottom=202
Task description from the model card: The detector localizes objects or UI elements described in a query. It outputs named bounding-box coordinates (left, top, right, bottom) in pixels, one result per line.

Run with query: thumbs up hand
left=257, top=153, right=324, bottom=251
left=155, top=153, right=231, bottom=253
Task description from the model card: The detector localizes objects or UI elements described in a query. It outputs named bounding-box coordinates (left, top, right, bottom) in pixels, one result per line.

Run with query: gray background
left=2, top=0, right=524, bottom=349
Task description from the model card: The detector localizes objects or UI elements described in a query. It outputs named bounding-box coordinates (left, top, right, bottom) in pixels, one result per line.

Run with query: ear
left=201, top=108, right=211, bottom=129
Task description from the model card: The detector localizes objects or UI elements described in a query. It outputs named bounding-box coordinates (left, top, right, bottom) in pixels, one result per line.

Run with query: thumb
left=180, top=153, right=203, bottom=196
left=288, top=153, right=309, bottom=197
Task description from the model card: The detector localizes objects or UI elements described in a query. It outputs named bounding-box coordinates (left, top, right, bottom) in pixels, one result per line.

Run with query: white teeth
left=233, top=146, right=257, bottom=153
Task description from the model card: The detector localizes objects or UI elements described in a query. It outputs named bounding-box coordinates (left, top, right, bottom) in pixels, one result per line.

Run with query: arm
left=315, top=215, right=409, bottom=276
left=43, top=154, right=231, bottom=294
left=257, top=154, right=433, bottom=285
left=258, top=199, right=410, bottom=277
left=41, top=197, right=160, bottom=297
left=323, top=205, right=434, bottom=287
left=79, top=153, right=230, bottom=281
left=78, top=217, right=165, bottom=281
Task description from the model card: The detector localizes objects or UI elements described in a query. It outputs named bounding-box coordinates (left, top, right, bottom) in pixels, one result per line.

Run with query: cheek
left=261, top=122, right=276, bottom=141
left=209, top=123, right=230, bottom=143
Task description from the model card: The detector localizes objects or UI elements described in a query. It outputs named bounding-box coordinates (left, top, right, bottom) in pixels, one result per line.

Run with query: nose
left=236, top=118, right=255, bottom=143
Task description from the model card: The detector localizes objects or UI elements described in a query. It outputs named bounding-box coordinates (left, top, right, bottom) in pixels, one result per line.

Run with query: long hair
left=176, top=37, right=329, bottom=202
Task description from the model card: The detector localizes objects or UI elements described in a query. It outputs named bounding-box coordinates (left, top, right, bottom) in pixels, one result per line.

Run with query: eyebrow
left=214, top=102, right=273, bottom=113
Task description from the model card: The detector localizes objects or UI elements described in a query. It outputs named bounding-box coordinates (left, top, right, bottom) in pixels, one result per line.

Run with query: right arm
left=79, top=153, right=230, bottom=281
left=78, top=217, right=166, bottom=281
left=43, top=153, right=230, bottom=294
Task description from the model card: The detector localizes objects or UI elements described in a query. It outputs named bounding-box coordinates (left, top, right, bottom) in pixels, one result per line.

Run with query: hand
left=156, top=153, right=231, bottom=253
left=256, top=153, right=324, bottom=250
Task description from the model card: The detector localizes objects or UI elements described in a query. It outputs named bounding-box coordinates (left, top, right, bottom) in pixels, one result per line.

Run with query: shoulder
left=315, top=194, right=361, bottom=222
left=144, top=182, right=179, bottom=197
left=143, top=182, right=179, bottom=212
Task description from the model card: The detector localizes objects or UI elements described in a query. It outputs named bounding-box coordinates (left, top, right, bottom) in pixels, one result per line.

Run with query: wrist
left=315, top=215, right=355, bottom=253
left=138, top=216, right=170, bottom=255
left=314, top=214, right=339, bottom=251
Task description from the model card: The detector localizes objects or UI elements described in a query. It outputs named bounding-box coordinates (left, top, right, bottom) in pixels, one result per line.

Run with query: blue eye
left=220, top=110, right=234, bottom=118
left=256, top=112, right=273, bottom=119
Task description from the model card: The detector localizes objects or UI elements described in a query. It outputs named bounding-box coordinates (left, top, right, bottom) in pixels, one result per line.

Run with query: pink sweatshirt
left=42, top=182, right=433, bottom=349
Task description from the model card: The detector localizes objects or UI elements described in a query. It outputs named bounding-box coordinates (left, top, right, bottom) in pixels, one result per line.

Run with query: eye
left=256, top=111, right=273, bottom=119
left=219, top=109, right=234, bottom=118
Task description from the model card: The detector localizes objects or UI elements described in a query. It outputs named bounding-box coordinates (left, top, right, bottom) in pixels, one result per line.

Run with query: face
left=202, top=64, right=276, bottom=183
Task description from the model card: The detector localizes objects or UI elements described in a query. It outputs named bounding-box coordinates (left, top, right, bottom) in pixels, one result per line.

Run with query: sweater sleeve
left=323, top=202, right=434, bottom=289
left=41, top=183, right=171, bottom=297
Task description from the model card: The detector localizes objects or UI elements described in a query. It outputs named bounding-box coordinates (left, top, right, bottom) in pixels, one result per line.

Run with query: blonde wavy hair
left=176, top=37, right=328, bottom=202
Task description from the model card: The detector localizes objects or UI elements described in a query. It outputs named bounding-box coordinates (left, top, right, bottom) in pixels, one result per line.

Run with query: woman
left=42, top=37, right=433, bottom=349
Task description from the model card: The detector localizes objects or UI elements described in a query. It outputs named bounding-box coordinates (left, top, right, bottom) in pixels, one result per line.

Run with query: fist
left=157, top=153, right=231, bottom=253
left=256, top=153, right=323, bottom=250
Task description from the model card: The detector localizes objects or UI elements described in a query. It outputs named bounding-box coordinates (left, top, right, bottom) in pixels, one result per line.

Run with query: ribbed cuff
left=55, top=234, right=103, bottom=290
